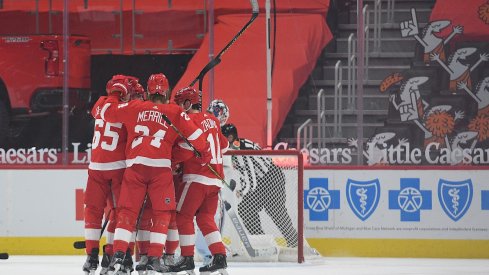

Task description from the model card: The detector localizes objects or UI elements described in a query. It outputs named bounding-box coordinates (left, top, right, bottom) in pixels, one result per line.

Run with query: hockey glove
left=197, top=146, right=212, bottom=167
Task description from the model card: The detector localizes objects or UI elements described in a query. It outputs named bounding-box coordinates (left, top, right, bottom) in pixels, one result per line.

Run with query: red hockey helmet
left=106, top=75, right=135, bottom=101
left=147, top=73, right=170, bottom=96
left=130, top=82, right=146, bottom=100
left=174, top=87, right=200, bottom=105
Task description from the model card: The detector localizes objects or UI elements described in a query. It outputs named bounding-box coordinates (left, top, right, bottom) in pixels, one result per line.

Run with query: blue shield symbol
left=346, top=178, right=380, bottom=221
left=438, top=179, right=473, bottom=221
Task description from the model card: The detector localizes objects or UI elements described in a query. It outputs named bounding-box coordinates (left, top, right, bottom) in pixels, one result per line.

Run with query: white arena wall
left=0, top=166, right=488, bottom=258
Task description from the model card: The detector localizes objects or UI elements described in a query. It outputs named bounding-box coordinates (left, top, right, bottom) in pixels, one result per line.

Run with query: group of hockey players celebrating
left=82, top=73, right=249, bottom=275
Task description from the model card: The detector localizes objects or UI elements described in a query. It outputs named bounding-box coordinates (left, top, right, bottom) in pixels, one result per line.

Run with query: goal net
left=219, top=150, right=320, bottom=263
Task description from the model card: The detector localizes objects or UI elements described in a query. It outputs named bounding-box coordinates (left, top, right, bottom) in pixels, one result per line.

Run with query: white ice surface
left=0, top=256, right=488, bottom=275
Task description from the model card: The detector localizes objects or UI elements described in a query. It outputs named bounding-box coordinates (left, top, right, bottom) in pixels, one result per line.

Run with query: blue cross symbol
left=389, top=178, right=431, bottom=221
left=482, top=190, right=489, bottom=210
left=304, top=178, right=340, bottom=221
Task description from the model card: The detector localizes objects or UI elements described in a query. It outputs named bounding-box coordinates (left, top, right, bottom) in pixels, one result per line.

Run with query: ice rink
left=0, top=256, right=489, bottom=275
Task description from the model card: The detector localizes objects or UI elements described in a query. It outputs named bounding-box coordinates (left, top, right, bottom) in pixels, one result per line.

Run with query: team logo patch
left=346, top=178, right=380, bottom=221
left=165, top=197, right=171, bottom=204
left=438, top=179, right=473, bottom=221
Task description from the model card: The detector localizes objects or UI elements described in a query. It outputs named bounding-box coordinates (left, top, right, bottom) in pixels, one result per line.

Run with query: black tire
left=0, top=100, right=10, bottom=147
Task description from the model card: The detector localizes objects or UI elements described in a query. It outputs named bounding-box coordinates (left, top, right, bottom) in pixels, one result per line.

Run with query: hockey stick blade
left=250, top=0, right=259, bottom=14
left=73, top=207, right=112, bottom=250
left=190, top=58, right=221, bottom=87
left=0, top=253, right=9, bottom=260
left=223, top=201, right=278, bottom=258
left=73, top=241, right=86, bottom=249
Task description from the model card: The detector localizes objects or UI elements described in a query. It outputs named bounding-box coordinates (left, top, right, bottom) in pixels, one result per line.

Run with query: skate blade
left=138, top=270, right=148, bottom=275
left=109, top=263, right=121, bottom=275
left=167, top=271, right=195, bottom=275
left=117, top=269, right=132, bottom=275
left=200, top=269, right=228, bottom=275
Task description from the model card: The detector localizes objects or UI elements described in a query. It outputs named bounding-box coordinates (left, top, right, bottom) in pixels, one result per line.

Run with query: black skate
left=162, top=253, right=175, bottom=266
left=136, top=254, right=148, bottom=275
left=82, top=248, right=99, bottom=275
left=199, top=254, right=228, bottom=275
left=169, top=256, right=195, bottom=275
left=121, top=249, right=134, bottom=274
left=157, top=253, right=174, bottom=274
left=100, top=245, right=111, bottom=275
left=146, top=256, right=166, bottom=274
left=108, top=251, right=125, bottom=275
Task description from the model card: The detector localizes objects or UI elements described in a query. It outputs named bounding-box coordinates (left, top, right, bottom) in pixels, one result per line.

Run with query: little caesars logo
left=0, top=143, right=91, bottom=164
left=274, top=142, right=489, bottom=165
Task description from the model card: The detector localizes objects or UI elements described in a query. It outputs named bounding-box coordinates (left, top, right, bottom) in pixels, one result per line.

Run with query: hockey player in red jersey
left=132, top=73, right=181, bottom=273
left=83, top=74, right=141, bottom=275
left=170, top=87, right=230, bottom=275
left=102, top=76, right=211, bottom=274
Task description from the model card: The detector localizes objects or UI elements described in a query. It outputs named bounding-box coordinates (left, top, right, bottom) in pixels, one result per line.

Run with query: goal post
left=221, top=149, right=317, bottom=263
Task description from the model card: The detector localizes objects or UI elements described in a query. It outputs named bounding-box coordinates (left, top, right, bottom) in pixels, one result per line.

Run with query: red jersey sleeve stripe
left=187, top=129, right=203, bottom=141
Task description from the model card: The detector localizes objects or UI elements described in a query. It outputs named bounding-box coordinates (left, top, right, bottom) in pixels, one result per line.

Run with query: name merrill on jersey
left=137, top=109, right=168, bottom=127
left=201, top=118, right=218, bottom=132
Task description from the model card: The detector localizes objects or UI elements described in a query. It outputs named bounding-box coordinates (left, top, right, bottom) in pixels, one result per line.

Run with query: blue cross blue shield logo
left=438, top=179, right=473, bottom=221
left=389, top=178, right=431, bottom=221
left=304, top=178, right=340, bottom=221
left=346, top=178, right=380, bottom=221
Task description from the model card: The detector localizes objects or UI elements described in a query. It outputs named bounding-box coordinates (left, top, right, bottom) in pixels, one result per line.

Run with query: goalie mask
left=207, top=99, right=230, bottom=126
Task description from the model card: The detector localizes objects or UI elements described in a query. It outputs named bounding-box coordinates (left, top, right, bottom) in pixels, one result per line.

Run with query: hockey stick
left=74, top=208, right=112, bottom=249
left=134, top=193, right=149, bottom=241
left=134, top=193, right=149, bottom=262
left=223, top=201, right=277, bottom=258
left=74, top=183, right=117, bottom=249
left=189, top=0, right=259, bottom=108
left=161, top=114, right=236, bottom=191
left=0, top=253, right=9, bottom=260
left=113, top=193, right=148, bottom=275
